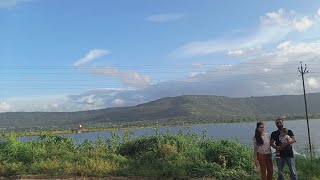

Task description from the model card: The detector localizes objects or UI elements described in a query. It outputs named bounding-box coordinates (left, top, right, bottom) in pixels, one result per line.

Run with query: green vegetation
left=0, top=130, right=255, bottom=179
left=0, top=130, right=319, bottom=179
left=296, top=158, right=320, bottom=180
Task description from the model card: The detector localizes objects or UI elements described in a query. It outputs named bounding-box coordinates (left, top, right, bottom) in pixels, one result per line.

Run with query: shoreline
left=2, top=118, right=318, bottom=138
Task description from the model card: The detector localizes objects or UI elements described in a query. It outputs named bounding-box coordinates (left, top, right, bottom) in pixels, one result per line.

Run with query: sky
left=1, top=0, right=320, bottom=112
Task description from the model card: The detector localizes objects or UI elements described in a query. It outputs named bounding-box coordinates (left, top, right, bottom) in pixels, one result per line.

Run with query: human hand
left=255, top=160, right=259, bottom=167
left=280, top=143, right=287, bottom=150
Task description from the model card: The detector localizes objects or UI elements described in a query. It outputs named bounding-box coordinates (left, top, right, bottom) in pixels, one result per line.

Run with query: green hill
left=1, top=93, right=320, bottom=131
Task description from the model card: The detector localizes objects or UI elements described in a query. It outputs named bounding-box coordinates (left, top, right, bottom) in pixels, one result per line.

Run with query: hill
left=1, top=93, right=320, bottom=131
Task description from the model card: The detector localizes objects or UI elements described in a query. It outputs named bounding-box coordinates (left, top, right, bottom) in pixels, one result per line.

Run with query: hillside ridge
left=0, top=93, right=319, bottom=130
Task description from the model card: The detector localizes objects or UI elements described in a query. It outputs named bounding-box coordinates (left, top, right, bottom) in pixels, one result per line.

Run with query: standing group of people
left=253, top=118, right=298, bottom=180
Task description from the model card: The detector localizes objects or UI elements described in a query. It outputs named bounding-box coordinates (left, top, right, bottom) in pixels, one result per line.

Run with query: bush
left=202, top=139, right=254, bottom=171
left=296, top=157, right=320, bottom=180
left=3, top=130, right=319, bottom=179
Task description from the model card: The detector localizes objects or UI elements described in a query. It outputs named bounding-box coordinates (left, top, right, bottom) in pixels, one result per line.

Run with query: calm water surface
left=19, top=119, right=320, bottom=153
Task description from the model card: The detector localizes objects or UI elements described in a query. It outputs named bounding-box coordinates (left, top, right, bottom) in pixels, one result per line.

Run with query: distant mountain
left=1, top=93, right=320, bottom=130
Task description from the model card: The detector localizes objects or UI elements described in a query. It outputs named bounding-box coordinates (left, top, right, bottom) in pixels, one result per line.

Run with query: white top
left=253, top=133, right=272, bottom=154
left=279, top=135, right=292, bottom=144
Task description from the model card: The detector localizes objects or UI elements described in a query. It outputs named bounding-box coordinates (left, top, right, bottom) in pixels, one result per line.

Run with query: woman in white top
left=253, top=122, right=273, bottom=180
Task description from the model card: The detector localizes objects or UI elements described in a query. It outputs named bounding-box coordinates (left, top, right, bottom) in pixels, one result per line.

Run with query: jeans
left=276, top=158, right=297, bottom=180
left=257, top=153, right=273, bottom=180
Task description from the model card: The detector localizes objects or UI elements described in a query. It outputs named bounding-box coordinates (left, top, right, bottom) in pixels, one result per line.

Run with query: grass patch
left=0, top=130, right=318, bottom=179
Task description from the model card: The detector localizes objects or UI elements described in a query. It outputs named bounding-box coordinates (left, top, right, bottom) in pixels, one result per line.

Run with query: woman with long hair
left=253, top=122, right=273, bottom=180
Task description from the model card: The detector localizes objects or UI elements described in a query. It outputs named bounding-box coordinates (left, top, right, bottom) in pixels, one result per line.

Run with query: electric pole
left=298, top=61, right=312, bottom=158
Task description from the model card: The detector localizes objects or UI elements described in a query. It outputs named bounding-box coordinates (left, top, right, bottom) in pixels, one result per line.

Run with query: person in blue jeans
left=270, top=118, right=297, bottom=180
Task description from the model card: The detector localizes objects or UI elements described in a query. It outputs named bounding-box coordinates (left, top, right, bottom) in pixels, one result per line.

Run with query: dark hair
left=254, top=122, right=264, bottom=146
left=276, top=118, right=284, bottom=122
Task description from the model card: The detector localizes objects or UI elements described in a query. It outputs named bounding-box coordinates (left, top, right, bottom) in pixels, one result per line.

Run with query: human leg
left=286, top=158, right=297, bottom=180
left=265, top=154, right=274, bottom=180
left=257, top=153, right=268, bottom=180
left=276, top=158, right=286, bottom=180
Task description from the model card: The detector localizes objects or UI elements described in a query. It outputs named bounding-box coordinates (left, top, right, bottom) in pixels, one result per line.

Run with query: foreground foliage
left=0, top=130, right=318, bottom=179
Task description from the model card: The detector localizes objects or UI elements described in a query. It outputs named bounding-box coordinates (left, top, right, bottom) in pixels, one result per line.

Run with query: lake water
left=18, top=119, right=320, bottom=154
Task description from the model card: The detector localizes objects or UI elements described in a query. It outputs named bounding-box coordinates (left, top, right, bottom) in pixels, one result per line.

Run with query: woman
left=253, top=122, right=273, bottom=180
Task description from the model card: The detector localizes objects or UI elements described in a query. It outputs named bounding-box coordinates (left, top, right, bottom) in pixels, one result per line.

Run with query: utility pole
left=298, top=61, right=312, bottom=158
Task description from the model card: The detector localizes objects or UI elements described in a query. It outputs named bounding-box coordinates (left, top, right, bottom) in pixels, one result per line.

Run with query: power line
left=0, top=60, right=320, bottom=69
left=0, top=67, right=318, bottom=74
left=0, top=75, right=302, bottom=89
left=0, top=73, right=300, bottom=83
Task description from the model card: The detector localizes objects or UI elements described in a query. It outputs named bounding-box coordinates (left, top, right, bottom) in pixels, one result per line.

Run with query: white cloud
left=165, top=40, right=320, bottom=97
left=191, top=63, right=206, bottom=68
left=277, top=41, right=320, bottom=55
left=260, top=9, right=313, bottom=32
left=263, top=68, right=272, bottom=72
left=120, top=71, right=151, bottom=87
left=317, top=8, right=320, bottom=16
left=74, top=49, right=152, bottom=88
left=2, top=96, right=69, bottom=112
left=172, top=9, right=316, bottom=58
left=90, top=66, right=118, bottom=74
left=188, top=72, right=205, bottom=79
left=293, top=17, right=313, bottom=32
left=145, top=13, right=184, bottom=22
left=0, top=101, right=11, bottom=112
left=73, top=49, right=110, bottom=67
left=0, top=0, right=30, bottom=8
left=111, top=99, right=125, bottom=106
left=260, top=9, right=289, bottom=26
left=226, top=50, right=245, bottom=56
left=81, top=95, right=95, bottom=104
left=73, top=49, right=152, bottom=88
left=2, top=93, right=123, bottom=112
left=281, top=80, right=301, bottom=92
left=226, top=47, right=262, bottom=57
left=277, top=41, right=292, bottom=49
left=5, top=39, right=320, bottom=112
left=68, top=40, right=320, bottom=108
left=308, top=77, right=320, bottom=89
left=89, top=66, right=152, bottom=88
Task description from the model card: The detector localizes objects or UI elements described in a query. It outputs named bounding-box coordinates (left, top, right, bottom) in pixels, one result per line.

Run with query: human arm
left=270, top=139, right=277, bottom=149
left=253, top=139, right=259, bottom=166
left=270, top=132, right=280, bottom=150
left=279, top=136, right=296, bottom=150
left=254, top=147, right=259, bottom=166
left=279, top=131, right=296, bottom=149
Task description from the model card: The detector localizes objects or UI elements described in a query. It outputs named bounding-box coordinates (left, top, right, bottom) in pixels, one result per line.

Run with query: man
left=270, top=118, right=297, bottom=180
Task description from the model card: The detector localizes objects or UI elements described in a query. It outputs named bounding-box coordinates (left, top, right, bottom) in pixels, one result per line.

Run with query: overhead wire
left=0, top=61, right=319, bottom=90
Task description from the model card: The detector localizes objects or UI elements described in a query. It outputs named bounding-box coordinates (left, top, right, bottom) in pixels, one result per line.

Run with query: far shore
left=1, top=117, right=317, bottom=138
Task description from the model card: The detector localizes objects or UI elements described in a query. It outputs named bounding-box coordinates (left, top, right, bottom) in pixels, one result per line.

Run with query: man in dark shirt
left=270, top=118, right=297, bottom=180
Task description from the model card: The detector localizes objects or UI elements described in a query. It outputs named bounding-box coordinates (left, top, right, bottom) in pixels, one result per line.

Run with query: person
left=270, top=118, right=297, bottom=180
left=275, top=128, right=292, bottom=158
left=253, top=122, right=273, bottom=180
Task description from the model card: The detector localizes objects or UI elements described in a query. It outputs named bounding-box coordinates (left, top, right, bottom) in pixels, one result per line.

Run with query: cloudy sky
left=1, top=0, right=320, bottom=112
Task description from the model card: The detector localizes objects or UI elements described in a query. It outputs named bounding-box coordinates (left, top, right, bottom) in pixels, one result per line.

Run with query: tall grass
left=0, top=130, right=318, bottom=179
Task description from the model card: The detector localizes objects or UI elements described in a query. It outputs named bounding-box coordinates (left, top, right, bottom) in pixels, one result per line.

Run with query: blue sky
left=1, top=0, right=320, bottom=112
